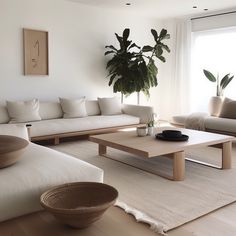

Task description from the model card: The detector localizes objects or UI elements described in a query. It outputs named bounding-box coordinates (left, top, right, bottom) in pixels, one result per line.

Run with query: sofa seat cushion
left=0, top=143, right=103, bottom=222
left=204, top=117, right=236, bottom=133
left=29, top=114, right=140, bottom=137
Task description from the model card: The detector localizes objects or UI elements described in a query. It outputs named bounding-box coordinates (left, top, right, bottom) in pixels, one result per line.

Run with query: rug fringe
left=115, top=200, right=168, bottom=236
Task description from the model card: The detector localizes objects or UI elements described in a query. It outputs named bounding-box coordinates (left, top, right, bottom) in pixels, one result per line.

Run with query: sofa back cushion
left=219, top=98, right=236, bottom=119
left=59, top=97, right=87, bottom=118
left=39, top=102, right=63, bottom=120
left=0, top=105, right=10, bottom=124
left=98, top=97, right=122, bottom=115
left=7, top=99, right=41, bottom=123
left=85, top=100, right=101, bottom=116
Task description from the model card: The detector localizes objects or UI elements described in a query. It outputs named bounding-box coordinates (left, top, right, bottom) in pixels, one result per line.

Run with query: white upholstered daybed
left=0, top=124, right=103, bottom=222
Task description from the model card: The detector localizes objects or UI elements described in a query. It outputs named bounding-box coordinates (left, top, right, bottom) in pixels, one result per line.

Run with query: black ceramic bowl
left=162, top=130, right=182, bottom=138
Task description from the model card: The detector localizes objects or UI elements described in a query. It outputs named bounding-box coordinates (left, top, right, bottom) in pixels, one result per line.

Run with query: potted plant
left=105, top=28, right=170, bottom=103
left=203, top=69, right=234, bottom=116
left=147, top=113, right=157, bottom=136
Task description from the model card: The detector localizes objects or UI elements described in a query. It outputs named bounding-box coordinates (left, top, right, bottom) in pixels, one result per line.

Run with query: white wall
left=0, top=0, right=166, bottom=109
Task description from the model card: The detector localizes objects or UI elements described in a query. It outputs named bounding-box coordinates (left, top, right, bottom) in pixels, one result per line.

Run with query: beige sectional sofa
left=0, top=99, right=154, bottom=144
left=171, top=98, right=236, bottom=136
left=172, top=114, right=236, bottom=136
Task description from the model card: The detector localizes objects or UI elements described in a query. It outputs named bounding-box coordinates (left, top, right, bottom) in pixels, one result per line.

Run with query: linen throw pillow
left=97, top=97, right=122, bottom=115
left=219, top=98, right=236, bottom=119
left=59, top=97, right=87, bottom=118
left=6, top=99, right=41, bottom=123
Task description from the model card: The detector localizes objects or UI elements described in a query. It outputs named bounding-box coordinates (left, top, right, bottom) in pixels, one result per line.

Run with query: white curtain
left=153, top=19, right=192, bottom=120
left=122, top=19, right=193, bottom=120
left=169, top=19, right=192, bottom=117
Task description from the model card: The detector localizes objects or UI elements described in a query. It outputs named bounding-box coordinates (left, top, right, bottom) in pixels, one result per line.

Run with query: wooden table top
left=0, top=135, right=29, bottom=155
left=90, top=127, right=236, bottom=158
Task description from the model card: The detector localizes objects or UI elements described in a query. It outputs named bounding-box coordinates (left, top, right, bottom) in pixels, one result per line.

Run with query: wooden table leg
left=173, top=151, right=185, bottom=181
left=222, top=141, right=232, bottom=169
left=99, top=144, right=107, bottom=156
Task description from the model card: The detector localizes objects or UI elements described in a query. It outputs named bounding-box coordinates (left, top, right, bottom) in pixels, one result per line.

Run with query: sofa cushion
left=85, top=100, right=101, bottom=116
left=6, top=99, right=41, bottom=123
left=171, top=115, right=188, bottom=126
left=39, top=102, right=63, bottom=120
left=219, top=98, right=236, bottom=119
left=60, top=97, right=87, bottom=118
left=0, top=105, right=10, bottom=124
left=0, top=143, right=103, bottom=222
left=98, top=97, right=122, bottom=115
left=29, top=114, right=140, bottom=137
left=0, top=124, right=29, bottom=140
left=204, top=116, right=236, bottom=133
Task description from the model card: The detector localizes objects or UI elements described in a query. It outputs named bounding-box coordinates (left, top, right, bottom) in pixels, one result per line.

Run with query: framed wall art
left=23, top=28, right=49, bottom=75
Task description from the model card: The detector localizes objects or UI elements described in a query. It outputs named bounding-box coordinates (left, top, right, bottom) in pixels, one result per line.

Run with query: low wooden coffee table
left=89, top=128, right=235, bottom=181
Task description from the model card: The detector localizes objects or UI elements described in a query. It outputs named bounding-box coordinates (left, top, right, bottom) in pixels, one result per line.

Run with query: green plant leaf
left=221, top=75, right=234, bottom=89
left=162, top=34, right=170, bottom=40
left=108, top=74, right=117, bottom=86
left=105, top=45, right=118, bottom=51
left=155, top=46, right=163, bottom=56
left=123, top=28, right=130, bottom=41
left=147, top=59, right=158, bottom=87
left=104, top=50, right=115, bottom=56
left=115, top=33, right=124, bottom=50
left=124, top=39, right=132, bottom=49
left=142, top=45, right=153, bottom=52
left=156, top=55, right=166, bottom=62
left=151, top=29, right=158, bottom=42
left=203, top=69, right=216, bottom=82
left=159, top=29, right=167, bottom=38
left=161, top=44, right=171, bottom=52
left=220, top=74, right=230, bottom=87
left=128, top=43, right=141, bottom=50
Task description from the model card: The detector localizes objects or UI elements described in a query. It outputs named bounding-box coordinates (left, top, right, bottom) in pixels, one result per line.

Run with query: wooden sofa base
left=170, top=123, right=236, bottom=137
left=30, top=124, right=145, bottom=145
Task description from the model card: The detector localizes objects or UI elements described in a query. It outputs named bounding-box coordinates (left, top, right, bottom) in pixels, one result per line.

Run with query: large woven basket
left=40, top=182, right=118, bottom=228
left=0, top=135, right=29, bottom=168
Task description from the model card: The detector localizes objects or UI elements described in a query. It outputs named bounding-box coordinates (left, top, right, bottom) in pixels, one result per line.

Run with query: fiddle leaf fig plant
left=105, top=28, right=170, bottom=97
left=203, top=69, right=234, bottom=96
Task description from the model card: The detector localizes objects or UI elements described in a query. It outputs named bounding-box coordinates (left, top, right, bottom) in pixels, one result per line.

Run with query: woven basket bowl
left=0, top=135, right=29, bottom=168
left=40, top=182, right=118, bottom=228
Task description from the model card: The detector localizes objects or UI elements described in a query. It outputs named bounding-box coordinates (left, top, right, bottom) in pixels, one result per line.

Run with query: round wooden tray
left=0, top=135, right=29, bottom=168
left=40, top=182, right=118, bottom=228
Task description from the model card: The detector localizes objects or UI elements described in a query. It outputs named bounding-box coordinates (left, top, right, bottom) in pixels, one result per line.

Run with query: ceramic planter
left=208, top=96, right=223, bottom=117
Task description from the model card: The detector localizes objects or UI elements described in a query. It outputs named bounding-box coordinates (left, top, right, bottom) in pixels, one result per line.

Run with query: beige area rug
left=51, top=141, right=236, bottom=235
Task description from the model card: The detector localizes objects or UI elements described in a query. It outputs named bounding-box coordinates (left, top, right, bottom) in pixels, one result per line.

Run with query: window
left=191, top=27, right=236, bottom=112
